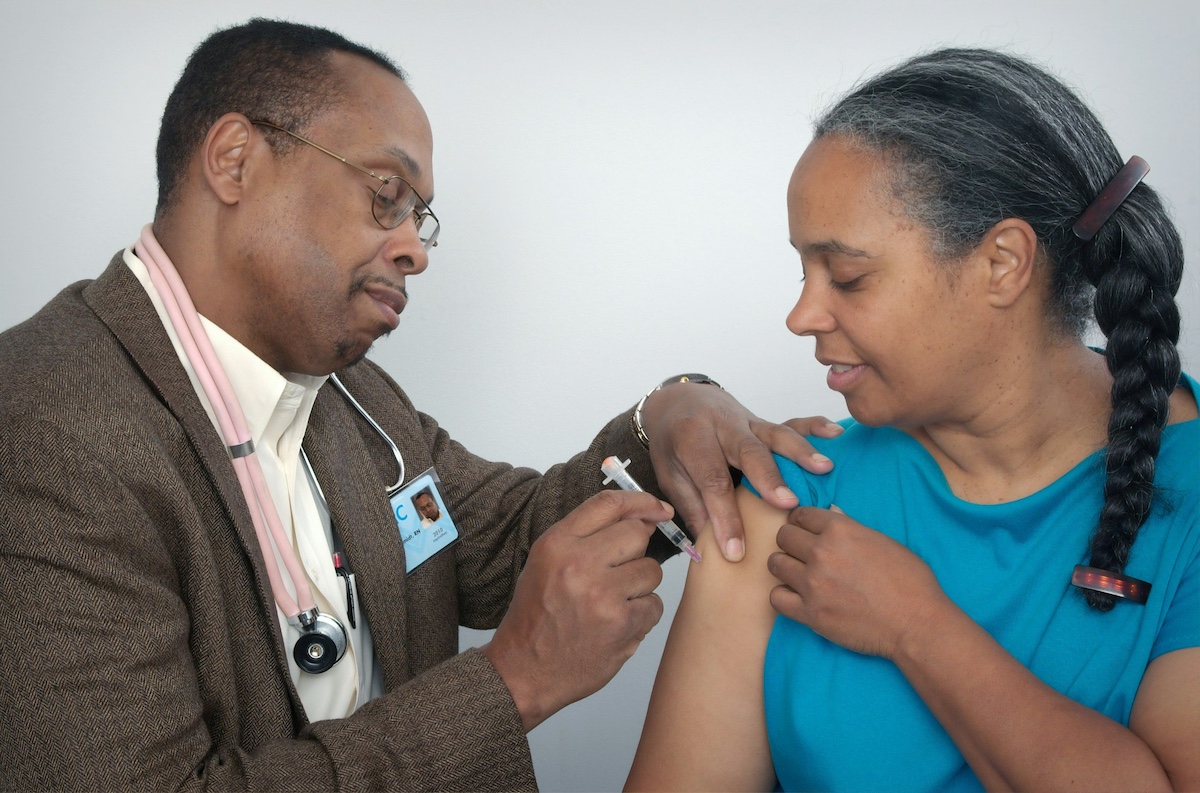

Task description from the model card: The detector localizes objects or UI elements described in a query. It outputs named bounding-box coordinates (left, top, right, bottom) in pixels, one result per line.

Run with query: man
left=415, top=490, right=442, bottom=527
left=0, top=19, right=830, bottom=790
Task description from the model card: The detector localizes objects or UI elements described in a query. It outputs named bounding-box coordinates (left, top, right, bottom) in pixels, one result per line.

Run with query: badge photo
left=390, top=467, right=458, bottom=574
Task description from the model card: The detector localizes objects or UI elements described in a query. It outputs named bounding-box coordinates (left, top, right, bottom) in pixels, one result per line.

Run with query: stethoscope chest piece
left=292, top=608, right=348, bottom=674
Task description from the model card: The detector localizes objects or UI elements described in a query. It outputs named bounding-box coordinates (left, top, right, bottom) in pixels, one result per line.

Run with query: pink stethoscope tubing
left=135, top=225, right=315, bottom=621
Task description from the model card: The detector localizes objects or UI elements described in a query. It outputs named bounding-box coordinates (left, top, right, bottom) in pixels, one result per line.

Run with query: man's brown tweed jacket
left=0, top=254, right=661, bottom=791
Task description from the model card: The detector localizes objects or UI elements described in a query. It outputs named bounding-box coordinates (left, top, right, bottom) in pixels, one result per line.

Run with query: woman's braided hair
left=815, top=48, right=1183, bottom=610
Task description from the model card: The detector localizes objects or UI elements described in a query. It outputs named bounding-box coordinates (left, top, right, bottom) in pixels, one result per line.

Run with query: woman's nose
left=785, top=281, right=836, bottom=336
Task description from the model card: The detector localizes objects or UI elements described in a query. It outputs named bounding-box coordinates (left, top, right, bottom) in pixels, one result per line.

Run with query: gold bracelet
left=631, top=373, right=722, bottom=449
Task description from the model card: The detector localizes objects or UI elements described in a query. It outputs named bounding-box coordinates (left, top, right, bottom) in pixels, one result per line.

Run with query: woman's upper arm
left=625, top=486, right=787, bottom=792
left=1128, top=646, right=1200, bottom=790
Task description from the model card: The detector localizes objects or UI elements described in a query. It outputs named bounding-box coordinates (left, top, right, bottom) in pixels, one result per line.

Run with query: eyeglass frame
left=249, top=119, right=439, bottom=249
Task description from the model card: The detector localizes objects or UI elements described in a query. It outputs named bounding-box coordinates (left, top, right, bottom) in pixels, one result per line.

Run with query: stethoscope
left=135, top=225, right=406, bottom=674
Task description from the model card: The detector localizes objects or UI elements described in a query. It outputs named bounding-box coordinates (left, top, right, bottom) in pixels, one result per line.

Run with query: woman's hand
left=767, top=505, right=952, bottom=659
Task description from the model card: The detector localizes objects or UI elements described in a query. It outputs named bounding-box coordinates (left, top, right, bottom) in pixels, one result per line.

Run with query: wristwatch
left=631, top=373, right=723, bottom=449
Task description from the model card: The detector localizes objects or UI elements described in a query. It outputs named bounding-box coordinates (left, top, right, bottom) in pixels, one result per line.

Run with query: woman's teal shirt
left=760, top=373, right=1200, bottom=792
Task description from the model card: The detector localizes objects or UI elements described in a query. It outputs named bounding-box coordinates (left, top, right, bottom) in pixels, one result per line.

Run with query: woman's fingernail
left=775, top=486, right=798, bottom=502
left=812, top=453, right=831, bottom=464
left=724, top=538, right=745, bottom=561
left=824, top=422, right=844, bottom=435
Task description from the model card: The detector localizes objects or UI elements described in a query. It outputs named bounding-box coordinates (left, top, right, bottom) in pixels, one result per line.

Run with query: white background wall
left=2, top=1, right=1196, bottom=789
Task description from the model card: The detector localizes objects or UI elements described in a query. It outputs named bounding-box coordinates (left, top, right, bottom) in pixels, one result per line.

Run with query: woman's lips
left=826, top=362, right=866, bottom=391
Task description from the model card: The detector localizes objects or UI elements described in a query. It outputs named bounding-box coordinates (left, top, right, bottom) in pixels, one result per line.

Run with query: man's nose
left=385, top=214, right=430, bottom=275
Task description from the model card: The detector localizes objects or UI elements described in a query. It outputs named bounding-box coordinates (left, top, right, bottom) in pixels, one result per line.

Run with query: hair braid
left=1082, top=194, right=1183, bottom=609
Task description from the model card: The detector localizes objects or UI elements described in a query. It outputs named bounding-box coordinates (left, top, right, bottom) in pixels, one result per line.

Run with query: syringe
left=601, top=456, right=702, bottom=563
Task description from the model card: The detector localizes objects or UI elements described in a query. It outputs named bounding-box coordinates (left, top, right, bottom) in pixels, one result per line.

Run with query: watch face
left=665, top=374, right=719, bottom=388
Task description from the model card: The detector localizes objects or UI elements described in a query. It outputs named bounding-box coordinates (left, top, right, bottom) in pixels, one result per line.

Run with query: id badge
left=390, top=467, right=458, bottom=574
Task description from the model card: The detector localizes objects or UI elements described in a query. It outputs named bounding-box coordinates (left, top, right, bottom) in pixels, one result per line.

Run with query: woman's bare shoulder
left=1168, top=380, right=1198, bottom=424
left=686, top=486, right=789, bottom=592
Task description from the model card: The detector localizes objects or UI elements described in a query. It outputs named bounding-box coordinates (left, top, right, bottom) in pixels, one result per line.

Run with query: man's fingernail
left=811, top=453, right=831, bottom=464
left=724, top=538, right=745, bottom=561
left=775, top=486, right=798, bottom=502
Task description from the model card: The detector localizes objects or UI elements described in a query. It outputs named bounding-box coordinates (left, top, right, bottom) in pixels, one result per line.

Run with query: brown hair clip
left=1071, top=564, right=1151, bottom=604
left=1071, top=156, right=1150, bottom=241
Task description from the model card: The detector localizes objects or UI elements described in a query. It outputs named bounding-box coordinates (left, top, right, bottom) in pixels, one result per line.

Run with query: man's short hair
left=155, top=18, right=404, bottom=213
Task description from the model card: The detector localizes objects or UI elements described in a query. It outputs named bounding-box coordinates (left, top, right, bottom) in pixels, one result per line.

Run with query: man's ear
left=976, top=217, right=1040, bottom=309
left=200, top=113, right=255, bottom=206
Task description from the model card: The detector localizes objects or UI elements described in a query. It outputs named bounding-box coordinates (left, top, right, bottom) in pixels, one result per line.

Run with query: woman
left=626, top=49, right=1198, bottom=792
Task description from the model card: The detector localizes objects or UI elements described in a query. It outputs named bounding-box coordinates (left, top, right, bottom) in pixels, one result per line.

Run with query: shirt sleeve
left=1151, top=520, right=1200, bottom=659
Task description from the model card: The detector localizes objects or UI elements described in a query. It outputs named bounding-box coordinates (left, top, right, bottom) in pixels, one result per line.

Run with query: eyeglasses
left=250, top=120, right=440, bottom=250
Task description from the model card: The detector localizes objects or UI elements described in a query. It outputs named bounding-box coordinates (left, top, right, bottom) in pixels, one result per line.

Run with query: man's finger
left=624, top=591, right=666, bottom=642
left=568, top=489, right=673, bottom=538
left=654, top=458, right=710, bottom=542
left=584, top=518, right=664, bottom=567
left=654, top=433, right=744, bottom=560
left=667, top=441, right=743, bottom=561
left=762, top=420, right=836, bottom=475
left=675, top=478, right=748, bottom=564
left=782, top=416, right=845, bottom=439
left=610, top=555, right=665, bottom=600
left=699, top=477, right=746, bottom=562
left=732, top=431, right=801, bottom=509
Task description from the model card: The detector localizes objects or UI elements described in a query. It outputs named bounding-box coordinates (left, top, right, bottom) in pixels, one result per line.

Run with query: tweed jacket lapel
left=80, top=253, right=304, bottom=718
left=82, top=253, right=419, bottom=699
left=304, top=391, right=412, bottom=690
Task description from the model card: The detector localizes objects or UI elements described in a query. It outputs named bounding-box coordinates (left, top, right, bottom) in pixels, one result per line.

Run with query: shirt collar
left=123, top=245, right=327, bottom=457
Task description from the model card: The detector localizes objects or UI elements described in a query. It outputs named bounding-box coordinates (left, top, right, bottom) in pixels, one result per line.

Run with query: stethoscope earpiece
left=292, top=609, right=348, bottom=674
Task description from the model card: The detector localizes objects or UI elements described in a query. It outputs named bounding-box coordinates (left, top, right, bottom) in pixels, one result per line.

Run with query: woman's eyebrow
left=799, top=239, right=873, bottom=258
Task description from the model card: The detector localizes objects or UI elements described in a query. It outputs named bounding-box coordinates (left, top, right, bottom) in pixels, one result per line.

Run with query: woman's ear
left=200, top=113, right=255, bottom=206
left=978, top=217, right=1040, bottom=308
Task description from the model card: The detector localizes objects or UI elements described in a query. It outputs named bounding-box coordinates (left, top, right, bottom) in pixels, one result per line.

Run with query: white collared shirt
left=125, top=246, right=384, bottom=721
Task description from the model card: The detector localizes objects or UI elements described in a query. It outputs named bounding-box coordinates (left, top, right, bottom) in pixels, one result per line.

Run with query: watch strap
left=631, top=373, right=722, bottom=449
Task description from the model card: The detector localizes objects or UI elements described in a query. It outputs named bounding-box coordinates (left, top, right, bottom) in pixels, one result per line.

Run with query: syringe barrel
left=657, top=521, right=688, bottom=544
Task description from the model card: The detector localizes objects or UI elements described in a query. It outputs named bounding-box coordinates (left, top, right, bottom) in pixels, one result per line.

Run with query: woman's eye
left=830, top=275, right=865, bottom=291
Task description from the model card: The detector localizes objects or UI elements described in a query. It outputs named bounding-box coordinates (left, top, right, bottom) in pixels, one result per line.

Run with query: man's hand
left=481, top=490, right=669, bottom=732
left=639, top=381, right=843, bottom=562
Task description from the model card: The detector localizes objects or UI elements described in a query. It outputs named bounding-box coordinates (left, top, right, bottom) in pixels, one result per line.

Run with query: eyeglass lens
left=373, top=178, right=438, bottom=248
